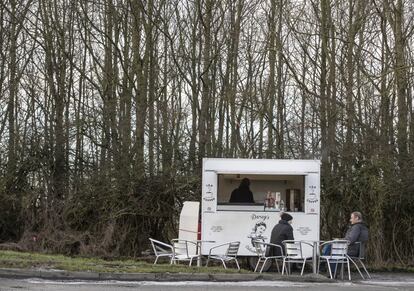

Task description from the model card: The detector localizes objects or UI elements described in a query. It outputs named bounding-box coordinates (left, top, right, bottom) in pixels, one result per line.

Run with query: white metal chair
left=253, top=241, right=284, bottom=273
left=319, top=240, right=351, bottom=280
left=206, top=241, right=240, bottom=270
left=170, top=239, right=199, bottom=266
left=348, top=241, right=371, bottom=279
left=149, top=238, right=173, bottom=264
left=282, top=240, right=313, bottom=275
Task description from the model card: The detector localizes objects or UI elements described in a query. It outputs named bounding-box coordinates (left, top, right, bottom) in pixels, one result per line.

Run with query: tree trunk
left=198, top=0, right=213, bottom=169
left=131, top=0, right=147, bottom=179
left=266, top=0, right=277, bottom=158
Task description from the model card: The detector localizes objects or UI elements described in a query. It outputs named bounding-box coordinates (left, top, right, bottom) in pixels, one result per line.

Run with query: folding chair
left=282, top=240, right=313, bottom=275
left=170, top=239, right=199, bottom=266
left=319, top=240, right=351, bottom=280
left=206, top=241, right=240, bottom=270
left=253, top=241, right=284, bottom=273
left=149, top=238, right=173, bottom=264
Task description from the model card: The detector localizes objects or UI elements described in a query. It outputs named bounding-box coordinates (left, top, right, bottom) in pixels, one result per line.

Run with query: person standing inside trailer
left=229, top=178, right=255, bottom=203
left=269, top=212, right=294, bottom=256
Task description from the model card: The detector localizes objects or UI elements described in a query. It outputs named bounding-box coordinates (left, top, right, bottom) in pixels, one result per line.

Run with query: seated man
left=321, top=211, right=368, bottom=275
left=345, top=211, right=369, bottom=257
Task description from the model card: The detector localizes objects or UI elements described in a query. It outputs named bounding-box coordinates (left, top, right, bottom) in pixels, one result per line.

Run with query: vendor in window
left=229, top=178, right=255, bottom=203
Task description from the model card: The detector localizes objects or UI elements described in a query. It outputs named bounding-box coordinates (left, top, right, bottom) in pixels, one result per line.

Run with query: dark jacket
left=229, top=187, right=255, bottom=203
left=345, top=222, right=369, bottom=257
left=269, top=220, right=294, bottom=256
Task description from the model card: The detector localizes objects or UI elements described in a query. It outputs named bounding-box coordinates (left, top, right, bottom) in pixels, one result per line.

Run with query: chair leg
left=347, top=259, right=351, bottom=281
left=206, top=257, right=210, bottom=267
left=359, top=260, right=371, bottom=279
left=300, top=259, right=306, bottom=276
left=254, top=259, right=259, bottom=272
left=222, top=259, right=227, bottom=269
left=316, top=259, right=321, bottom=274
left=348, top=256, right=365, bottom=279
left=274, top=259, right=280, bottom=273
left=260, top=258, right=268, bottom=273
left=235, top=258, right=240, bottom=270
left=282, top=258, right=286, bottom=275
left=154, top=256, right=159, bottom=265
left=334, top=261, right=338, bottom=279
left=326, top=259, right=333, bottom=279
left=254, top=258, right=261, bottom=272
left=317, top=255, right=320, bottom=274
left=356, top=263, right=365, bottom=280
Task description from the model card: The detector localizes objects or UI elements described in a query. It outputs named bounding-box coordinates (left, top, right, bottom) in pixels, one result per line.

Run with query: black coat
left=229, top=187, right=255, bottom=203
left=269, top=220, right=294, bottom=256
left=344, top=222, right=369, bottom=257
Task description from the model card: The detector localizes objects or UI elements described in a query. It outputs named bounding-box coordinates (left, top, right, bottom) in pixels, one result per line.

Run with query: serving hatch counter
left=201, top=158, right=320, bottom=257
left=217, top=203, right=278, bottom=211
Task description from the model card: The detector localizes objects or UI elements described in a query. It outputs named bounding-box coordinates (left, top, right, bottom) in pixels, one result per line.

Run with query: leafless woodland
left=0, top=0, right=413, bottom=266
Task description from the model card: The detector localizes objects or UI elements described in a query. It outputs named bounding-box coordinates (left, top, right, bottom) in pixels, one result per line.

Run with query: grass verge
left=2, top=250, right=412, bottom=274
left=0, top=250, right=248, bottom=274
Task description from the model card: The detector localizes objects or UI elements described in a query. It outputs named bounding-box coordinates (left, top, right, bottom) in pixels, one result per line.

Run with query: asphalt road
left=1, top=278, right=414, bottom=291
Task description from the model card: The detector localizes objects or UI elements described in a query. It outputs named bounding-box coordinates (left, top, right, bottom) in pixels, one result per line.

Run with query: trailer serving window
left=217, top=174, right=305, bottom=212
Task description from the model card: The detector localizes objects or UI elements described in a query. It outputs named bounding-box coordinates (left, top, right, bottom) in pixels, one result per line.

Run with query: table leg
left=197, top=242, right=201, bottom=267
left=312, top=241, right=318, bottom=274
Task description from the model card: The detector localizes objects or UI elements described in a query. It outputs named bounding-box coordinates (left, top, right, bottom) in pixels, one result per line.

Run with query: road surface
left=1, top=278, right=414, bottom=291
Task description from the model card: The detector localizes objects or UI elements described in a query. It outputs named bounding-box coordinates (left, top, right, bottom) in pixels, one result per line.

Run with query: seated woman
left=269, top=212, right=294, bottom=256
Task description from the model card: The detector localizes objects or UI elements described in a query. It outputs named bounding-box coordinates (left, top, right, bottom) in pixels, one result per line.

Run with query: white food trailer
left=200, top=158, right=320, bottom=261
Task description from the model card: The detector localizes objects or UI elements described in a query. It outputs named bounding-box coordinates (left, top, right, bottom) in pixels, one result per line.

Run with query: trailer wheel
left=247, top=256, right=272, bottom=272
